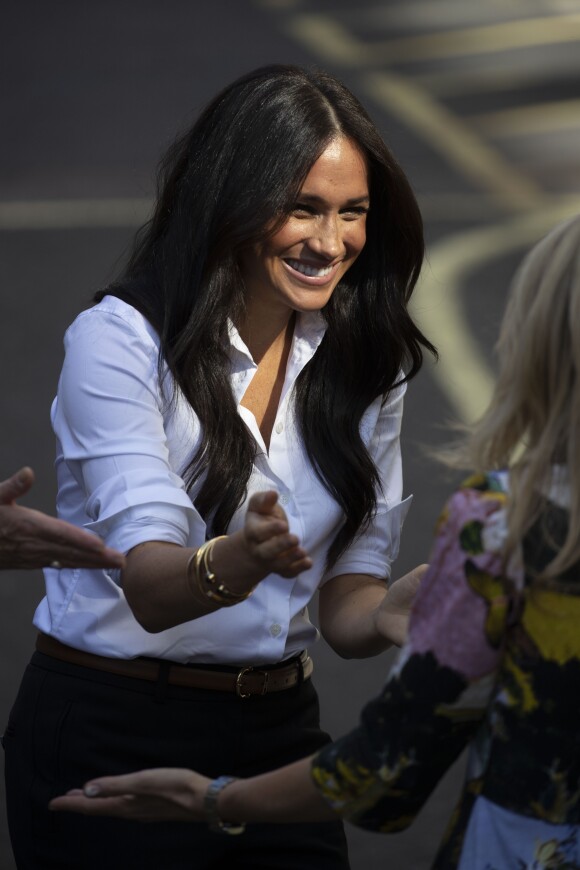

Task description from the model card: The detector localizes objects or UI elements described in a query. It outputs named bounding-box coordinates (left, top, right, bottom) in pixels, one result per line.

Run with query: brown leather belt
left=35, top=633, right=313, bottom=698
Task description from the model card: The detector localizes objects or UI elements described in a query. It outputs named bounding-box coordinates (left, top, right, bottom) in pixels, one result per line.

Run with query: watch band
left=203, top=775, right=246, bottom=835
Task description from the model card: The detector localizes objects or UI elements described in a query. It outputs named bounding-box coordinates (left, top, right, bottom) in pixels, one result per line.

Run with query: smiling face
left=239, top=136, right=369, bottom=320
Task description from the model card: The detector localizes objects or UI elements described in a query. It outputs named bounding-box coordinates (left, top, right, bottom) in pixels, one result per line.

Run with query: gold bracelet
left=187, top=537, right=254, bottom=607
left=185, top=549, right=210, bottom=606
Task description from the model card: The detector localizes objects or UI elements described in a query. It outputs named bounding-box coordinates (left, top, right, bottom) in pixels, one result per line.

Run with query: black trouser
left=3, top=652, right=349, bottom=870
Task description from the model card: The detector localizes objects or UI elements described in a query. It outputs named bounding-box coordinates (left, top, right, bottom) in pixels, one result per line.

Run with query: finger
left=81, top=771, right=167, bottom=798
left=277, top=556, right=313, bottom=578
left=392, top=564, right=428, bottom=590
left=0, top=550, right=124, bottom=571
left=50, top=771, right=156, bottom=806
left=23, top=513, right=125, bottom=567
left=35, top=518, right=109, bottom=552
left=49, top=794, right=136, bottom=817
left=259, top=541, right=312, bottom=577
left=246, top=490, right=280, bottom=516
left=49, top=545, right=125, bottom=570
left=409, top=563, right=429, bottom=578
left=245, top=515, right=289, bottom=545
left=0, top=467, right=34, bottom=504
left=253, top=533, right=302, bottom=560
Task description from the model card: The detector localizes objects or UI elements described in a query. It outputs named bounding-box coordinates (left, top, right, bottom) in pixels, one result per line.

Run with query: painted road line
left=362, top=71, right=544, bottom=211
left=471, top=100, right=580, bottom=137
left=413, top=198, right=580, bottom=422
left=286, top=12, right=580, bottom=66
left=0, top=198, right=152, bottom=231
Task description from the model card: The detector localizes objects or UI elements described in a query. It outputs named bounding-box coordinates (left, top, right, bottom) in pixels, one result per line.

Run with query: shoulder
left=64, top=296, right=161, bottom=359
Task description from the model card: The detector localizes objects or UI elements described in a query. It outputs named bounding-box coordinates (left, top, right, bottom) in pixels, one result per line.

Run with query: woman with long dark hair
left=4, top=65, right=434, bottom=869
left=53, top=214, right=580, bottom=868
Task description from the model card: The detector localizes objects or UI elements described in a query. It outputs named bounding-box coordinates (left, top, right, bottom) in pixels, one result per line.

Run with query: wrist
left=211, top=532, right=267, bottom=592
left=374, top=594, right=408, bottom=647
left=187, top=536, right=256, bottom=607
left=204, top=776, right=246, bottom=834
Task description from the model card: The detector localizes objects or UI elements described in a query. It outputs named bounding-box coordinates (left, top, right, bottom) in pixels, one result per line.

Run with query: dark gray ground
left=2, top=2, right=579, bottom=867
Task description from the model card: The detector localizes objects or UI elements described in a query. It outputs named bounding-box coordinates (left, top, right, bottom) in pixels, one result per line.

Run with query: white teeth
left=285, top=258, right=333, bottom=278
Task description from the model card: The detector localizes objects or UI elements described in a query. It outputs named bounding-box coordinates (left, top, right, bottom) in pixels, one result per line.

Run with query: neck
left=238, top=308, right=296, bottom=364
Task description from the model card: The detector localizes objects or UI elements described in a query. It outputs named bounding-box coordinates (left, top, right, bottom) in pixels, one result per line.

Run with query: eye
left=291, top=203, right=316, bottom=217
left=340, top=205, right=369, bottom=219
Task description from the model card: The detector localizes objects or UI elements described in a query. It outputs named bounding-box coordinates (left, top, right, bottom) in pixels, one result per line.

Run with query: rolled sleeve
left=325, top=496, right=412, bottom=583
left=323, top=383, right=411, bottom=583
left=53, top=305, right=206, bottom=560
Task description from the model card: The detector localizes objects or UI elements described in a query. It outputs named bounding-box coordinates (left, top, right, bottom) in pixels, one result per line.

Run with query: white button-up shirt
left=34, top=296, right=411, bottom=664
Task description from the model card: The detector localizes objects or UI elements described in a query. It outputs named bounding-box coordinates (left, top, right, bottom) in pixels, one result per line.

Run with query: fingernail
left=84, top=784, right=100, bottom=797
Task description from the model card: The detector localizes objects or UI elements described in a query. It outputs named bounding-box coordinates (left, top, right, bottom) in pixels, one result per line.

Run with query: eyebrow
left=297, top=193, right=371, bottom=206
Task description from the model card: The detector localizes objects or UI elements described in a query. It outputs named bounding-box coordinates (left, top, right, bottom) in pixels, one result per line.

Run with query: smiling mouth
left=284, top=258, right=336, bottom=278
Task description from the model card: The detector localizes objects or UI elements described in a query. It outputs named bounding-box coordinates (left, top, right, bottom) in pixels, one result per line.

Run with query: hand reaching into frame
left=373, top=563, right=429, bottom=647
left=211, top=490, right=313, bottom=595
left=241, top=490, right=312, bottom=578
left=0, top=467, right=125, bottom=571
left=50, top=769, right=209, bottom=823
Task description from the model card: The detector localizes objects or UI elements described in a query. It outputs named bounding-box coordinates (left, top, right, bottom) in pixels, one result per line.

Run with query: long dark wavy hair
left=96, top=64, right=436, bottom=568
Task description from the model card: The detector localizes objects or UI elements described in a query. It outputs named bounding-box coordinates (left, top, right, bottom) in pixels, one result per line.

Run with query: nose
left=309, top=216, right=345, bottom=260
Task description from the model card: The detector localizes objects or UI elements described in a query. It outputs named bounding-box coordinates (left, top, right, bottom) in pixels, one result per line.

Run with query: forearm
left=123, top=532, right=267, bottom=632
left=318, top=575, right=393, bottom=659
left=121, top=491, right=311, bottom=632
left=218, top=757, right=337, bottom=824
left=319, top=564, right=427, bottom=657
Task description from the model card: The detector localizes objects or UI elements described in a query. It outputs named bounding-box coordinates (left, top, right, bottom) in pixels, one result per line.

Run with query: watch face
left=204, top=776, right=246, bottom=835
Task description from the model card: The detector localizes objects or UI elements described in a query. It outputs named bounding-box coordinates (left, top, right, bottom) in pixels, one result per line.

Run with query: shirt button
left=278, top=493, right=289, bottom=506
left=270, top=623, right=282, bottom=637
left=275, top=421, right=283, bottom=434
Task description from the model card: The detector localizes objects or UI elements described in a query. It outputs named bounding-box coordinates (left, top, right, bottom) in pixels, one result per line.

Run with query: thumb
left=247, top=490, right=279, bottom=515
left=0, top=466, right=35, bottom=504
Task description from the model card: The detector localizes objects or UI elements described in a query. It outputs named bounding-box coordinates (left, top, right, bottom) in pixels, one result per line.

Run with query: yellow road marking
left=473, top=100, right=580, bottom=137
left=362, top=72, right=544, bottom=211
left=369, top=15, right=580, bottom=62
left=287, top=13, right=580, bottom=66
left=0, top=198, right=152, bottom=230
left=413, top=198, right=580, bottom=422
left=287, top=14, right=370, bottom=65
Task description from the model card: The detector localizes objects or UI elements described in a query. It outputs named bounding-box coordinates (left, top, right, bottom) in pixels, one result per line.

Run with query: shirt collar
left=227, top=311, right=327, bottom=365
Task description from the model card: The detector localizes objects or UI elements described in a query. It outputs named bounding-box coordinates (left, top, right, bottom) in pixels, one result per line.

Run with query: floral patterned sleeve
left=311, top=473, right=516, bottom=832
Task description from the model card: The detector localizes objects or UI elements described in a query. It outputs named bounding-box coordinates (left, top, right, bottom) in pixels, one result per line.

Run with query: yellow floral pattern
left=311, top=472, right=580, bottom=868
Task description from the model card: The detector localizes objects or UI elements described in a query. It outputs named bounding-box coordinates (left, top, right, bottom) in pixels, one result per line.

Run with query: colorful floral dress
left=311, top=471, right=580, bottom=869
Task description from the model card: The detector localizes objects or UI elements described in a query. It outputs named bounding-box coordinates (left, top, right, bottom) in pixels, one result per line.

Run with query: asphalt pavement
left=2, top=2, right=580, bottom=867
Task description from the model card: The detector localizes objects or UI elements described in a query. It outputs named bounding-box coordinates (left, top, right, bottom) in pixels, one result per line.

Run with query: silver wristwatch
left=203, top=775, right=246, bottom=835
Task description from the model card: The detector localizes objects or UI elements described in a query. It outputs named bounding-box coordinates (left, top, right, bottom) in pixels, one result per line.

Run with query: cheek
left=347, top=224, right=367, bottom=257
left=269, top=223, right=301, bottom=253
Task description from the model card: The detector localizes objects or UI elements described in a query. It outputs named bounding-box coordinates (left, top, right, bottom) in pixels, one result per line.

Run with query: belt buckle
left=235, top=666, right=269, bottom=698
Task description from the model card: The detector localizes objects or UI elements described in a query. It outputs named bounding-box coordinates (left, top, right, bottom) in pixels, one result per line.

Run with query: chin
left=286, top=287, right=337, bottom=312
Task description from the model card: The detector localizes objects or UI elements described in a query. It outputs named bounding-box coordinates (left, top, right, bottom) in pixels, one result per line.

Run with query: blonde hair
left=460, top=214, right=580, bottom=579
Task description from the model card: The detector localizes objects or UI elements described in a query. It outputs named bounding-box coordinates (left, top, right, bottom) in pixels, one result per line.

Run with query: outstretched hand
left=49, top=769, right=209, bottom=823
left=242, top=490, right=312, bottom=578
left=374, top=563, right=428, bottom=647
left=208, top=490, right=312, bottom=599
left=0, top=466, right=125, bottom=570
